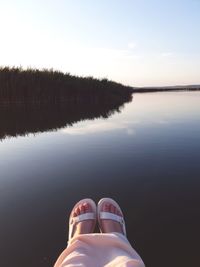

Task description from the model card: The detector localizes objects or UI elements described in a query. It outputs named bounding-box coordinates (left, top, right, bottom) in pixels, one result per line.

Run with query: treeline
left=0, top=67, right=133, bottom=105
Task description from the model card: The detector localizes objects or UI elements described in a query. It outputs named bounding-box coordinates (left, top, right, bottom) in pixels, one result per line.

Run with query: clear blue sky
left=0, top=0, right=200, bottom=86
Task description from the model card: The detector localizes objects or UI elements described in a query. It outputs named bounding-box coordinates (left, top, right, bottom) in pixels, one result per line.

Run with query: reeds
left=0, top=67, right=133, bottom=105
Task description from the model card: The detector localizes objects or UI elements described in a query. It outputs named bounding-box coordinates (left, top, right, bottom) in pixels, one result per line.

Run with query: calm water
left=0, top=91, right=200, bottom=267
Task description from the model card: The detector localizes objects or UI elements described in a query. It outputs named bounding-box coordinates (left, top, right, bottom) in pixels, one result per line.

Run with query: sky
left=0, top=0, right=200, bottom=86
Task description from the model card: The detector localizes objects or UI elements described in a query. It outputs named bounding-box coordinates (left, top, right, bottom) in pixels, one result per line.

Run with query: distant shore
left=132, top=85, right=200, bottom=93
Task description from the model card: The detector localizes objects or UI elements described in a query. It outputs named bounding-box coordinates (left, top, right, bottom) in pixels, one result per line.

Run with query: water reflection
left=0, top=92, right=200, bottom=267
left=0, top=96, right=132, bottom=140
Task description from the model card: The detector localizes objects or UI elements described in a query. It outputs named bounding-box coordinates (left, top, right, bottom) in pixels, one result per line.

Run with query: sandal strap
left=99, top=211, right=126, bottom=236
left=100, top=212, right=124, bottom=224
left=70, top=212, right=95, bottom=224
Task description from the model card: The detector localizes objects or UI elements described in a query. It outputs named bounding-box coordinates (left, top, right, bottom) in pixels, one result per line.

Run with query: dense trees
left=0, top=67, right=133, bottom=105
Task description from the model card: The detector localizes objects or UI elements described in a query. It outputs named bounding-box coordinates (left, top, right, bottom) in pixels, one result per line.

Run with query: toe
left=79, top=204, right=85, bottom=214
left=83, top=203, right=88, bottom=212
left=102, top=203, right=109, bottom=212
left=83, top=202, right=92, bottom=212
left=113, top=206, right=116, bottom=214
left=110, top=204, right=115, bottom=213
left=117, top=209, right=121, bottom=216
left=73, top=210, right=77, bottom=217
left=75, top=207, right=80, bottom=215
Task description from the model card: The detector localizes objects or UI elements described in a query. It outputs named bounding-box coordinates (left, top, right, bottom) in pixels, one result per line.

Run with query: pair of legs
left=71, top=199, right=124, bottom=239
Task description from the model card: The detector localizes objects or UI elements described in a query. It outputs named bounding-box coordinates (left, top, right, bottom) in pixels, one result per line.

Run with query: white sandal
left=68, top=198, right=97, bottom=240
left=97, top=198, right=126, bottom=236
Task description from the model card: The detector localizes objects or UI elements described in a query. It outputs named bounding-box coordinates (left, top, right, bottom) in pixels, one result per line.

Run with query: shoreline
left=0, top=67, right=200, bottom=105
left=132, top=87, right=200, bottom=93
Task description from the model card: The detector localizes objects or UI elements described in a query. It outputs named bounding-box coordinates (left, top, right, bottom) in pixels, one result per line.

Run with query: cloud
left=161, top=52, right=173, bottom=57
left=128, top=41, right=137, bottom=49
left=61, top=120, right=135, bottom=135
left=61, top=121, right=125, bottom=135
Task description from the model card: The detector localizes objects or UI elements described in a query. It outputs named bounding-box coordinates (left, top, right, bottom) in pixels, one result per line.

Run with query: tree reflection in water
left=0, top=95, right=132, bottom=140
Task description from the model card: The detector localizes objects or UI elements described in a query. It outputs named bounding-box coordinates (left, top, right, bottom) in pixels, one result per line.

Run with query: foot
left=70, top=202, right=95, bottom=239
left=100, top=202, right=124, bottom=234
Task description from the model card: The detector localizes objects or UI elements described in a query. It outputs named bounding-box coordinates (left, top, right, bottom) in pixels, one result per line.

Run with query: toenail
left=75, top=207, right=80, bottom=214
left=79, top=205, right=84, bottom=212
left=110, top=205, right=115, bottom=213
left=84, top=203, right=89, bottom=208
left=73, top=211, right=77, bottom=217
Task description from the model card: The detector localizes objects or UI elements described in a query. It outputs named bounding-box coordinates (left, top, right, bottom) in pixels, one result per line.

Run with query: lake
left=0, top=91, right=200, bottom=267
